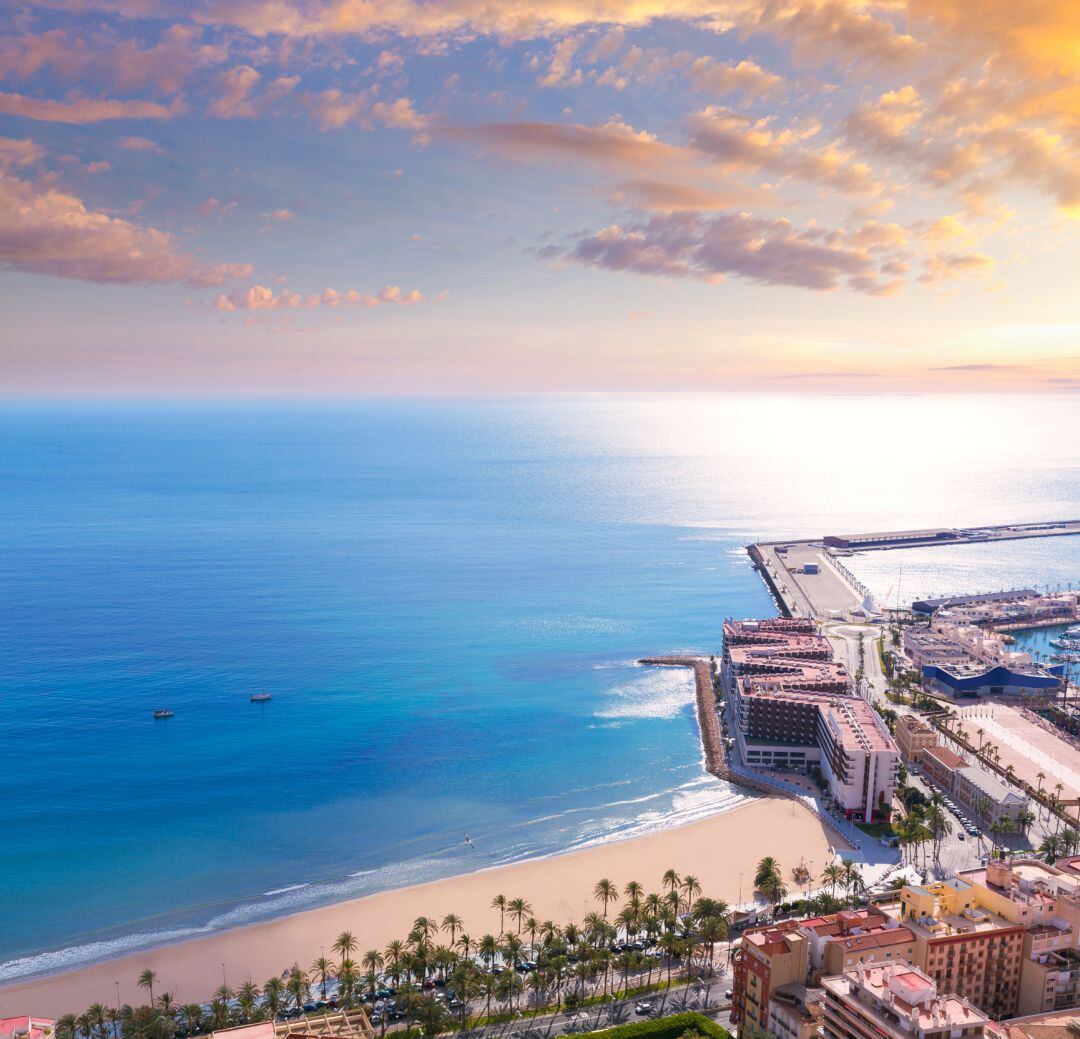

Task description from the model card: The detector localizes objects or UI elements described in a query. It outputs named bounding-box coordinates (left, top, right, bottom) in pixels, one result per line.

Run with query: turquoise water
left=2, top=394, right=1079, bottom=981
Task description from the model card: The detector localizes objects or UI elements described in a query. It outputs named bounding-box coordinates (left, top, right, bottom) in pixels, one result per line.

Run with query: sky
left=1, top=0, right=1078, bottom=394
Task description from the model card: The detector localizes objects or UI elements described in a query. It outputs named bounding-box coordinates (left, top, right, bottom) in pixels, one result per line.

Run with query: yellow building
left=895, top=715, right=938, bottom=764
left=880, top=877, right=1025, bottom=1018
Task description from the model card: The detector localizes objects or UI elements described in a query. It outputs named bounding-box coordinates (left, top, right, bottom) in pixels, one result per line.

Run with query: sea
left=2, top=393, right=1079, bottom=983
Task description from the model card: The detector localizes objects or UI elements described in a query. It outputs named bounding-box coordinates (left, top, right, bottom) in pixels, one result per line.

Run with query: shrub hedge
left=577, top=1011, right=732, bottom=1039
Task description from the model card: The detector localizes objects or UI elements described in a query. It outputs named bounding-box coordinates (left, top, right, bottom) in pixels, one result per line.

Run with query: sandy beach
left=1, top=798, right=834, bottom=1017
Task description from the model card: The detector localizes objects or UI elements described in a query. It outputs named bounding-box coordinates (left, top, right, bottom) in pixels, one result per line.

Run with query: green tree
left=137, top=971, right=158, bottom=1008
left=490, top=894, right=508, bottom=935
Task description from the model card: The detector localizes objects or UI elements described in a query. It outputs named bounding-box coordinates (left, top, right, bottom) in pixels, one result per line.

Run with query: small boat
left=250, top=692, right=272, bottom=703
left=153, top=708, right=174, bottom=719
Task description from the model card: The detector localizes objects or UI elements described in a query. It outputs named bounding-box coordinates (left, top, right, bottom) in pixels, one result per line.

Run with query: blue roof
left=922, top=663, right=1064, bottom=692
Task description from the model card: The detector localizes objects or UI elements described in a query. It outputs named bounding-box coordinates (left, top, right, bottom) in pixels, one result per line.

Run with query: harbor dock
left=749, top=520, right=1080, bottom=621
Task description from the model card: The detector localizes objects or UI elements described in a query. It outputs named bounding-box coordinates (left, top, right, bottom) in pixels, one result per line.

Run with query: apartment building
left=768, top=983, right=824, bottom=1039
left=881, top=878, right=1026, bottom=1017
left=821, top=963, right=990, bottom=1039
left=958, top=860, right=1080, bottom=1016
left=800, top=907, right=918, bottom=978
left=731, top=920, right=810, bottom=1033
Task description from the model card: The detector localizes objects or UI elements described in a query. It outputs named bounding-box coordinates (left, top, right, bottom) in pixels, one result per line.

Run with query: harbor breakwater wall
left=639, top=655, right=854, bottom=849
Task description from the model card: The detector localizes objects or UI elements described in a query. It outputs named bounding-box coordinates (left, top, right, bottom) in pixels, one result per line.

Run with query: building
left=910, top=589, right=1078, bottom=630
left=895, top=715, right=939, bottom=764
left=880, top=878, right=1027, bottom=1017
left=958, top=860, right=1080, bottom=1017
left=821, top=963, right=990, bottom=1039
left=731, top=920, right=810, bottom=1034
left=0, top=1021, right=55, bottom=1039
left=913, top=589, right=1041, bottom=617
left=904, top=621, right=1064, bottom=700
left=995, top=1008, right=1080, bottom=1039
left=768, top=983, right=824, bottom=1039
left=921, top=745, right=967, bottom=791
left=953, top=766, right=1030, bottom=831
left=825, top=529, right=960, bottom=551
left=798, top=907, right=919, bottom=978
left=723, top=618, right=899, bottom=822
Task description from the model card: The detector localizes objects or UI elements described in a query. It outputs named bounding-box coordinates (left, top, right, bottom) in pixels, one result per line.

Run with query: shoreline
left=0, top=797, right=834, bottom=1017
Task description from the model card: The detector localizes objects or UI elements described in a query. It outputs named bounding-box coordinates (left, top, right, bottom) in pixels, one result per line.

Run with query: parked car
left=634, top=1002, right=654, bottom=1016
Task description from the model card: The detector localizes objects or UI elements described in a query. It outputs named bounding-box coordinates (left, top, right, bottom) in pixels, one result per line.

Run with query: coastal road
left=452, top=978, right=732, bottom=1039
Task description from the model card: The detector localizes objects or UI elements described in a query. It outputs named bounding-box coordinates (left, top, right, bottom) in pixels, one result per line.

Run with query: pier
left=750, top=520, right=1080, bottom=621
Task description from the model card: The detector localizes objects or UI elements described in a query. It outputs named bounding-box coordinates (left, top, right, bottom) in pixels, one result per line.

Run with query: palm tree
left=56, top=1016, right=78, bottom=1039
left=507, top=897, right=532, bottom=934
left=361, top=947, right=384, bottom=979
left=384, top=939, right=406, bottom=985
left=262, top=977, right=285, bottom=1018
left=336, top=958, right=359, bottom=1008
left=524, top=916, right=538, bottom=954
left=821, top=862, right=844, bottom=897
left=490, top=894, right=507, bottom=935
left=1041, top=832, right=1063, bottom=862
left=236, top=980, right=260, bottom=1021
left=333, top=931, right=358, bottom=965
left=441, top=913, right=463, bottom=947
left=624, top=880, right=644, bottom=903
left=680, top=874, right=702, bottom=913
left=85, top=1005, right=107, bottom=1039
left=310, top=956, right=332, bottom=1000
left=754, top=857, right=781, bottom=891
left=285, top=967, right=309, bottom=1011
left=593, top=878, right=617, bottom=918
left=662, top=869, right=681, bottom=902
left=180, top=1005, right=204, bottom=1035
left=137, top=970, right=158, bottom=1008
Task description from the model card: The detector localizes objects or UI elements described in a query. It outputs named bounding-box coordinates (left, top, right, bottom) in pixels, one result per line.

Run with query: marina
left=748, top=521, right=1080, bottom=621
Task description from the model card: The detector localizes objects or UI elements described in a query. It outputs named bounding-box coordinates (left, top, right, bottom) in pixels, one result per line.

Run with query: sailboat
left=251, top=675, right=272, bottom=703
left=152, top=708, right=174, bottom=719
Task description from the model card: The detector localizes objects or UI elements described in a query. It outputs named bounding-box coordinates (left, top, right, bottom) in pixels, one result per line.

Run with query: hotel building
left=722, top=618, right=899, bottom=822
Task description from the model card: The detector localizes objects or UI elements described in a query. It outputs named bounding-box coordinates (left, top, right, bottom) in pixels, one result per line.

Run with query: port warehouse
left=823, top=529, right=960, bottom=550
left=721, top=618, right=899, bottom=823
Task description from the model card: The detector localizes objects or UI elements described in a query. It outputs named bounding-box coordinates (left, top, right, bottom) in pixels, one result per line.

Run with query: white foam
left=594, top=668, right=695, bottom=719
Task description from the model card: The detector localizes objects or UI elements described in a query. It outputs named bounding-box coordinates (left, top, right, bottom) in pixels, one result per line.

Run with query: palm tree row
left=55, top=870, right=729, bottom=1039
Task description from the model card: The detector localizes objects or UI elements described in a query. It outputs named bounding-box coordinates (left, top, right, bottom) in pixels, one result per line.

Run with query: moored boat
left=152, top=708, right=174, bottom=719
left=250, top=692, right=272, bottom=703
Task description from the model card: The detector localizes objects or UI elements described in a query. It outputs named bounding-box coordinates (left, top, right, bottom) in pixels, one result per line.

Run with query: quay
left=749, top=520, right=1080, bottom=621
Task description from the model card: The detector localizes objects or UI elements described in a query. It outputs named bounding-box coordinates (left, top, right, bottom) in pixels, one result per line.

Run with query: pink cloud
left=561, top=211, right=908, bottom=294
left=0, top=167, right=250, bottom=285
left=688, top=107, right=880, bottom=194
left=216, top=283, right=423, bottom=310
left=118, top=135, right=165, bottom=153
left=0, top=24, right=228, bottom=96
left=686, top=58, right=783, bottom=100
left=0, top=91, right=184, bottom=123
left=207, top=65, right=261, bottom=118
left=0, top=136, right=46, bottom=167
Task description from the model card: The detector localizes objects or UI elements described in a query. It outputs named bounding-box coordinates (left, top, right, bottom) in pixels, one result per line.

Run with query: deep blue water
left=2, top=394, right=1079, bottom=980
